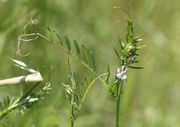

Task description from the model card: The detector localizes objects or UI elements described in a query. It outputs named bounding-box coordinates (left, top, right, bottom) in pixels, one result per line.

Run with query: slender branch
left=71, top=119, right=74, bottom=127
left=82, top=73, right=107, bottom=102
left=0, top=82, right=50, bottom=120
left=38, top=33, right=108, bottom=87
left=17, top=32, right=108, bottom=87
left=0, top=100, right=19, bottom=120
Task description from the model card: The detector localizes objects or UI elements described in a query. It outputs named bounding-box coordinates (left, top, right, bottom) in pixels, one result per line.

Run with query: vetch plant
left=103, top=15, right=145, bottom=127
left=17, top=15, right=144, bottom=127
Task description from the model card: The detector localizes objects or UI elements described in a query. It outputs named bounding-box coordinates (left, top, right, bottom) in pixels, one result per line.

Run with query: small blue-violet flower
left=116, top=65, right=127, bottom=80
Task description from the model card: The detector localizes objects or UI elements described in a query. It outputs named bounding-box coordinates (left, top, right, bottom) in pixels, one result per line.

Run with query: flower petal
left=121, top=75, right=127, bottom=80
left=117, top=68, right=121, bottom=73
left=116, top=73, right=121, bottom=79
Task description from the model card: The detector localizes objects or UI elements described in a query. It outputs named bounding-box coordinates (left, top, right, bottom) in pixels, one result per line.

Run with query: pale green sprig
left=0, top=59, right=51, bottom=120
left=111, top=15, right=144, bottom=127
left=0, top=82, right=51, bottom=120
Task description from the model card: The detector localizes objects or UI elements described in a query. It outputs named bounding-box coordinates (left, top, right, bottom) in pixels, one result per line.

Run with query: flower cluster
left=116, top=65, right=127, bottom=80
left=107, top=17, right=144, bottom=97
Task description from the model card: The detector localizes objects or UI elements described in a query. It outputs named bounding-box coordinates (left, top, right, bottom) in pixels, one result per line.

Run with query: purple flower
left=116, top=65, right=127, bottom=80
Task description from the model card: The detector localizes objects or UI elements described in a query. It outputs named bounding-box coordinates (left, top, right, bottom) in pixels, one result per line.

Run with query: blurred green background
left=0, top=0, right=180, bottom=127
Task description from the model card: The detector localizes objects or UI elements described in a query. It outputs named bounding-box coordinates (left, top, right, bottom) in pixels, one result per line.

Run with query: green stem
left=71, top=90, right=75, bottom=127
left=71, top=105, right=74, bottom=127
left=37, top=33, right=107, bottom=87
left=116, top=81, right=123, bottom=127
left=116, top=94, right=120, bottom=127
left=0, top=102, right=18, bottom=120
left=71, top=120, right=74, bottom=127
left=82, top=73, right=107, bottom=102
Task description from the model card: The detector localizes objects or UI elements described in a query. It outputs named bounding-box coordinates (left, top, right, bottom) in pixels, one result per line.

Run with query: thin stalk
left=21, top=33, right=107, bottom=87
left=71, top=88, right=75, bottom=127
left=82, top=73, right=107, bottom=102
left=116, top=81, right=123, bottom=127
left=71, top=105, right=74, bottom=127
left=71, top=120, right=74, bottom=127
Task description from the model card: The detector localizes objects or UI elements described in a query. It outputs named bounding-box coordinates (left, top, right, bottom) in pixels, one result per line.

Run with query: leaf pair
left=10, top=58, right=37, bottom=73
left=46, top=27, right=71, bottom=52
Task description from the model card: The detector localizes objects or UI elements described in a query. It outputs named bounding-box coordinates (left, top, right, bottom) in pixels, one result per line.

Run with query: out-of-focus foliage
left=0, top=0, right=180, bottom=127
